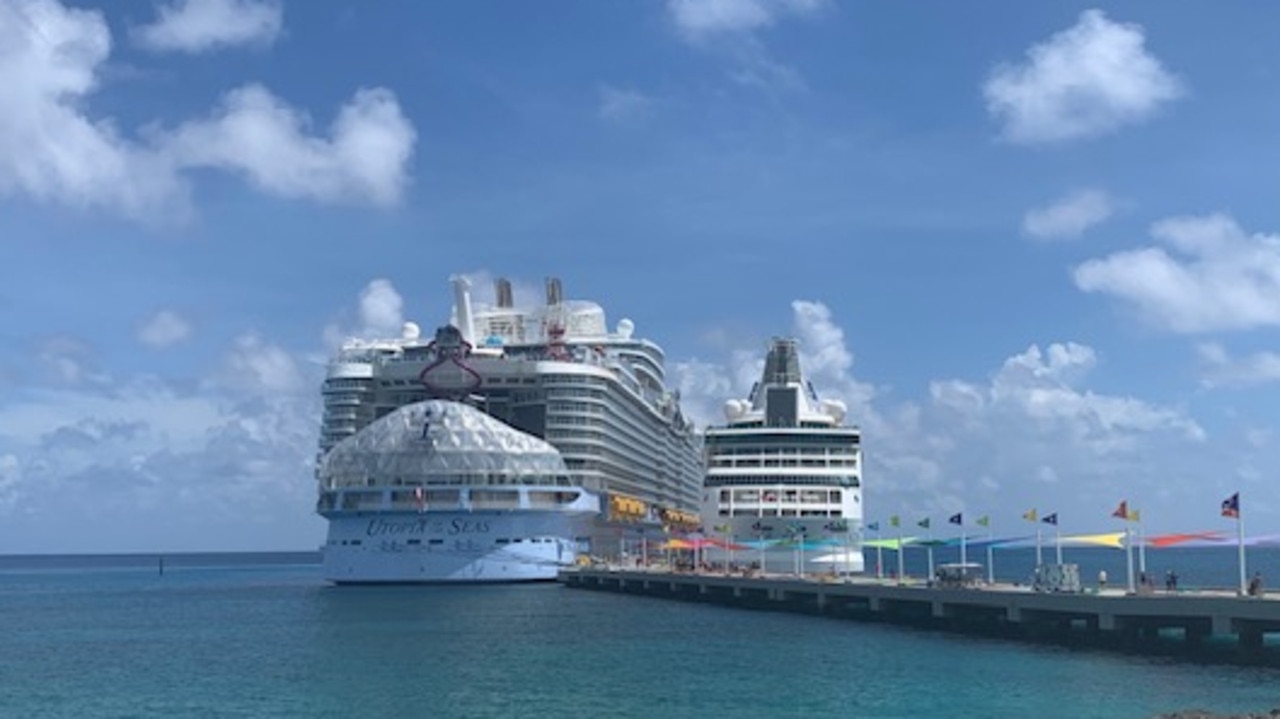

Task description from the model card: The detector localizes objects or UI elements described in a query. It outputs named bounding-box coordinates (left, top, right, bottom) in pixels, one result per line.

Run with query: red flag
left=1111, top=500, right=1129, bottom=519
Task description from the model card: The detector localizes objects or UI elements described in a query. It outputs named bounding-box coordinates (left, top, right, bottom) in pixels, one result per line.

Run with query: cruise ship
left=700, top=338, right=864, bottom=574
left=315, top=275, right=703, bottom=583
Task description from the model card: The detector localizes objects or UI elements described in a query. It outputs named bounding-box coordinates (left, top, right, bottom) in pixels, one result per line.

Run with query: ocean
left=2, top=547, right=1278, bottom=719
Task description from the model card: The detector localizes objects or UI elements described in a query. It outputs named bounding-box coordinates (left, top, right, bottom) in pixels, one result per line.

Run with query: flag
left=824, top=519, right=849, bottom=533
left=751, top=521, right=774, bottom=533
left=1128, top=508, right=1141, bottom=522
left=976, top=515, right=990, bottom=528
left=1222, top=492, right=1240, bottom=519
left=917, top=518, right=931, bottom=530
left=1112, top=500, right=1129, bottom=520
left=713, top=524, right=731, bottom=534
left=948, top=512, right=963, bottom=526
left=866, top=521, right=880, bottom=532
left=1041, top=513, right=1058, bottom=526
left=1022, top=509, right=1037, bottom=522
left=889, top=515, right=900, bottom=528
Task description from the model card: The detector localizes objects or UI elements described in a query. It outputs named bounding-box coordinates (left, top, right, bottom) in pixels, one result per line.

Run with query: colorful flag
left=1111, top=500, right=1129, bottom=520
left=1222, top=492, right=1240, bottom=519
left=1041, top=513, right=1058, bottom=526
left=1022, top=508, right=1037, bottom=522
left=917, top=518, right=931, bottom=530
left=976, top=515, right=990, bottom=528
left=889, top=515, right=900, bottom=528
left=866, top=521, right=880, bottom=532
left=948, top=512, right=963, bottom=525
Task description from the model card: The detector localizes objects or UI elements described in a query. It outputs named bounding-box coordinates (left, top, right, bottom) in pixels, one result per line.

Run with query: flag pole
left=985, top=523, right=994, bottom=584
left=896, top=523, right=905, bottom=585
left=1137, top=513, right=1147, bottom=576
left=1035, top=523, right=1043, bottom=567
left=1237, top=504, right=1247, bottom=596
left=1055, top=524, right=1063, bottom=565
left=926, top=523, right=935, bottom=580
left=1125, top=526, right=1135, bottom=594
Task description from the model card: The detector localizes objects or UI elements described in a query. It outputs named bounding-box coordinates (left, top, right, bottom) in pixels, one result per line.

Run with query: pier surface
left=560, top=568, right=1280, bottom=663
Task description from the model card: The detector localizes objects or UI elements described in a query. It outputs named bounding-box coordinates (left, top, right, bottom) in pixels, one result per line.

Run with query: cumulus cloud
left=597, top=85, right=653, bottom=123
left=163, top=85, right=415, bottom=207
left=665, top=0, right=822, bottom=91
left=667, top=0, right=823, bottom=39
left=137, top=309, right=192, bottom=348
left=133, top=0, right=282, bottom=53
left=1197, top=344, right=1280, bottom=389
left=323, top=278, right=411, bottom=349
left=1073, top=214, right=1280, bottom=333
left=983, top=9, right=1184, bottom=144
left=672, top=302, right=1210, bottom=526
left=0, top=0, right=416, bottom=220
left=0, top=325, right=324, bottom=551
left=1022, top=189, right=1115, bottom=241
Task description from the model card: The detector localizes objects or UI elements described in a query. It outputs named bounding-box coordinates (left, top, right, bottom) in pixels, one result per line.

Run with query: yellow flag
left=1022, top=508, right=1037, bottom=522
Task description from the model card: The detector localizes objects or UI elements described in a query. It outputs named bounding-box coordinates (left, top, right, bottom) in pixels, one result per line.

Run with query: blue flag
left=948, top=512, right=963, bottom=526
left=1041, top=513, right=1058, bottom=526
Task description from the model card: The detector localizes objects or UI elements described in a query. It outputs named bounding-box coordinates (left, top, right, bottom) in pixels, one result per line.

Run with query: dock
left=559, top=568, right=1280, bottom=663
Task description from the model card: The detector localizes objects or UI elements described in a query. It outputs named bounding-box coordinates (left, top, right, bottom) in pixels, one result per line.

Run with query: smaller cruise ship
left=317, top=399, right=600, bottom=583
left=700, top=338, right=863, bottom=574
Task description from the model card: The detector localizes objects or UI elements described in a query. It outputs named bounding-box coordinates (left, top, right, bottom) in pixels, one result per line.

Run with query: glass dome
left=319, top=400, right=568, bottom=488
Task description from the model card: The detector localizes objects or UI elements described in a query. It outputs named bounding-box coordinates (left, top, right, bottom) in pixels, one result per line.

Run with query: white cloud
left=665, top=0, right=821, bottom=91
left=983, top=9, right=1184, bottom=144
left=0, top=0, right=416, bottom=220
left=0, top=0, right=186, bottom=217
left=223, top=333, right=304, bottom=394
left=667, top=0, right=823, bottom=39
left=137, top=309, right=192, bottom=348
left=672, top=303, right=1209, bottom=525
left=1197, top=343, right=1280, bottom=389
left=598, top=85, right=652, bottom=123
left=134, top=0, right=282, bottom=54
left=1022, top=189, right=1114, bottom=241
left=1074, top=214, right=1280, bottom=333
left=323, top=278, right=411, bottom=349
left=163, top=84, right=416, bottom=207
left=0, top=325, right=323, bottom=552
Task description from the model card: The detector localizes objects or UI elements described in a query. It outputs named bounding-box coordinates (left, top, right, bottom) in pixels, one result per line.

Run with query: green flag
left=889, top=515, right=900, bottom=528
left=976, top=515, right=990, bottom=528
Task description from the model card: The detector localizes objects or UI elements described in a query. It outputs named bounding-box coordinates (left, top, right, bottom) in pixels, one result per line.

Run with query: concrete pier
left=560, top=569, right=1280, bottom=664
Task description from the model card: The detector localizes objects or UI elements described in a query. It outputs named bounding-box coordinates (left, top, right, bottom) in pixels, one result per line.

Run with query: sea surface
left=2, top=548, right=1279, bottom=719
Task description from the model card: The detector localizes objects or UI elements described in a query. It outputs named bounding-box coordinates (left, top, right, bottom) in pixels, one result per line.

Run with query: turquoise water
left=2, top=552, right=1278, bottom=718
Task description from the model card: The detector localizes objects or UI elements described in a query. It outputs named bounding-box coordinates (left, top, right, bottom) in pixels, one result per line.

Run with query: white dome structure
left=319, top=400, right=569, bottom=488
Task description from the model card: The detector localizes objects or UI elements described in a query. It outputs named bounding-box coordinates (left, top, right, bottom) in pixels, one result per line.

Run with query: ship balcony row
left=715, top=488, right=847, bottom=504
left=316, top=487, right=591, bottom=513
left=714, top=508, right=849, bottom=518
left=706, top=457, right=858, bottom=469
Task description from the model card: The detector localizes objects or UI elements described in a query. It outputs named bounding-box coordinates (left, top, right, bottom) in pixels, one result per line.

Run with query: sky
left=2, top=0, right=1279, bottom=553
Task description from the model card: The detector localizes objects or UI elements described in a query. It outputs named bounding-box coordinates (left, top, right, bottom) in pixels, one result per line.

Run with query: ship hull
left=321, top=508, right=597, bottom=584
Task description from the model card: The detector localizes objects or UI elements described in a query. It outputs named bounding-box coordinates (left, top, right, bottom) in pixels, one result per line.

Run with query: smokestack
left=545, top=277, right=563, bottom=306
left=496, top=278, right=513, bottom=308
left=449, top=275, right=476, bottom=344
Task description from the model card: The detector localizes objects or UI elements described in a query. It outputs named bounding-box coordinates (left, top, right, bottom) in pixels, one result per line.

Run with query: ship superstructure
left=700, top=338, right=864, bottom=574
left=316, top=275, right=702, bottom=581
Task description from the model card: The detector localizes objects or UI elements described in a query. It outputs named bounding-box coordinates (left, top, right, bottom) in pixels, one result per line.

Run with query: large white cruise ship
left=315, top=275, right=703, bottom=583
left=700, top=338, right=864, bottom=574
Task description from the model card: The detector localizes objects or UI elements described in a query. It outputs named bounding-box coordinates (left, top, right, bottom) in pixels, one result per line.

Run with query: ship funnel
left=496, top=278, right=514, bottom=308
left=545, top=277, right=563, bottom=306
left=449, top=275, right=476, bottom=345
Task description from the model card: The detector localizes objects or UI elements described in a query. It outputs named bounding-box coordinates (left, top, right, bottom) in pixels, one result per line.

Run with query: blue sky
left=2, top=0, right=1279, bottom=553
